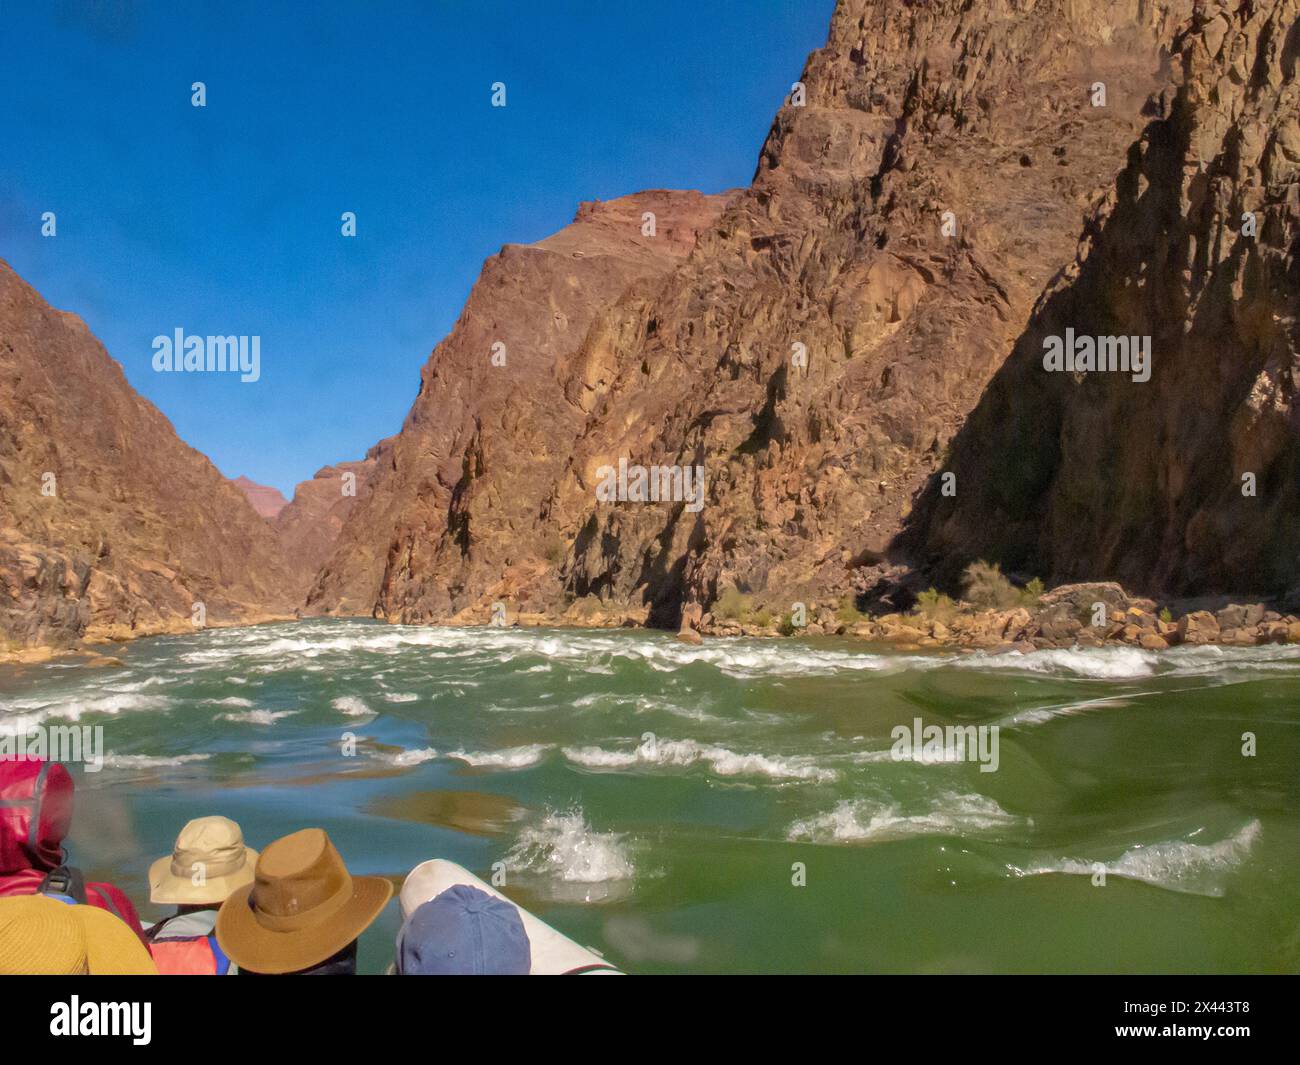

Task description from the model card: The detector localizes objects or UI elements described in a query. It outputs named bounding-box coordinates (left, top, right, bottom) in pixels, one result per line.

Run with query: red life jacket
left=145, top=924, right=231, bottom=976
left=0, top=757, right=147, bottom=943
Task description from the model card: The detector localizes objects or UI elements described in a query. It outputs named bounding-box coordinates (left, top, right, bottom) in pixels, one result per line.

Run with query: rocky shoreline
left=0, top=612, right=296, bottom=666
left=682, top=582, right=1300, bottom=652
left=438, top=580, right=1300, bottom=654
left=6, top=581, right=1299, bottom=666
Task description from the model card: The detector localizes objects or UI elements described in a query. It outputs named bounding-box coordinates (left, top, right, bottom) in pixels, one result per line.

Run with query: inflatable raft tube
left=400, top=859, right=623, bottom=975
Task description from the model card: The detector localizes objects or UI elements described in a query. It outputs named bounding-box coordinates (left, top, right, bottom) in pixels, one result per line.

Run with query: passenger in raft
left=396, top=883, right=531, bottom=975
left=215, top=827, right=391, bottom=975
left=0, top=894, right=158, bottom=974
left=145, top=815, right=258, bottom=975
left=0, top=758, right=148, bottom=942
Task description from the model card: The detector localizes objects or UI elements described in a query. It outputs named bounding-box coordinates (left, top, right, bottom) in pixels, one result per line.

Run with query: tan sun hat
left=0, top=895, right=157, bottom=975
left=149, top=815, right=259, bottom=906
left=215, top=827, right=392, bottom=974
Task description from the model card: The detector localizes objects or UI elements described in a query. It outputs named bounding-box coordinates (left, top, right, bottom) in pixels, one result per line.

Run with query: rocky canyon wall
left=0, top=262, right=295, bottom=650
left=904, top=0, right=1300, bottom=600
left=314, top=0, right=1197, bottom=627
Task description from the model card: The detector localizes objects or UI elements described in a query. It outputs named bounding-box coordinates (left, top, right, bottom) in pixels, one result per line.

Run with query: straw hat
left=216, top=828, right=391, bottom=974
left=0, top=895, right=158, bottom=975
left=149, top=815, right=259, bottom=905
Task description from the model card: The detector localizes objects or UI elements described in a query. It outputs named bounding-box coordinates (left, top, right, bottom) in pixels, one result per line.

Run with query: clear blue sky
left=0, top=0, right=834, bottom=496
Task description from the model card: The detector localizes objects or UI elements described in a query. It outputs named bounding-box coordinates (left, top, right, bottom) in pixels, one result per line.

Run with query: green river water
left=2, top=619, right=1297, bottom=974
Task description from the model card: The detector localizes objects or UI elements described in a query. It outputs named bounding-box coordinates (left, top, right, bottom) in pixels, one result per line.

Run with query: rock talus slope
left=0, top=261, right=295, bottom=649
left=905, top=0, right=1300, bottom=598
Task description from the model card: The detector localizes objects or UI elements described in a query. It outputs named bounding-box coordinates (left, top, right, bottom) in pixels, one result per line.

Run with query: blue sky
left=0, top=0, right=835, bottom=496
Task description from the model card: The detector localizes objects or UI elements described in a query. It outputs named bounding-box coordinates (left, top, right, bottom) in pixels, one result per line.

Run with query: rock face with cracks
left=905, top=0, right=1300, bottom=600
left=0, top=261, right=295, bottom=650
left=305, top=190, right=737, bottom=622
left=312, top=0, right=1195, bottom=628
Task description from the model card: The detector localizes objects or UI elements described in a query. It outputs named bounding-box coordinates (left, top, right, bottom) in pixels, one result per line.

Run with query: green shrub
left=1159, top=607, right=1173, bottom=624
left=837, top=596, right=865, bottom=626
left=913, top=587, right=959, bottom=624
left=961, top=560, right=1021, bottom=611
left=1019, top=577, right=1045, bottom=607
left=714, top=587, right=753, bottom=621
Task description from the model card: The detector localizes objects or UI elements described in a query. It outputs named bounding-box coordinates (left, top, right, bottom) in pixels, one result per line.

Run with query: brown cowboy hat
left=215, top=828, right=391, bottom=974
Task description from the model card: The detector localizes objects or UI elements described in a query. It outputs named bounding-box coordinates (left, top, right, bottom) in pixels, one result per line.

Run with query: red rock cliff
left=0, top=261, right=295, bottom=649
left=312, top=0, right=1195, bottom=626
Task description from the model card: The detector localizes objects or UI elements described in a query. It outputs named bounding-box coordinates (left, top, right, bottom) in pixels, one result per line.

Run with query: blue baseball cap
left=397, top=884, right=531, bottom=975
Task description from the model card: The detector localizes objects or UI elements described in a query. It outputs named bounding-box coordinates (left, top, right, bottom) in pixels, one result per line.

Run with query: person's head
left=0, top=894, right=157, bottom=975
left=0, top=758, right=73, bottom=876
left=396, top=884, right=530, bottom=975
left=149, top=815, right=258, bottom=910
left=215, top=827, right=390, bottom=975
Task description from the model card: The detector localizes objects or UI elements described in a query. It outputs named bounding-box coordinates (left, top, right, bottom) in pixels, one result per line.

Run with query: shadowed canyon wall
left=904, top=0, right=1300, bottom=599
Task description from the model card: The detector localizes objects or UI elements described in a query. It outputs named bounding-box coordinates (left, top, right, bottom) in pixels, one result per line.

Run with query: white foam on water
left=993, top=672, right=1283, bottom=729
left=1007, top=820, right=1261, bottom=897
left=634, top=694, right=723, bottom=724
left=787, top=792, right=1026, bottom=844
left=445, top=745, right=549, bottom=768
left=378, top=747, right=438, bottom=767
left=562, top=737, right=835, bottom=783
left=479, top=702, right=551, bottom=714
left=106, top=676, right=166, bottom=692
left=953, top=645, right=1158, bottom=679
left=955, top=641, right=1300, bottom=683
left=853, top=745, right=965, bottom=764
left=103, top=753, right=211, bottom=769
left=331, top=696, right=374, bottom=717
left=993, top=695, right=1136, bottom=728
left=1161, top=642, right=1300, bottom=677
left=572, top=692, right=721, bottom=724
left=562, top=746, right=641, bottom=768
left=2, top=693, right=171, bottom=724
left=212, top=696, right=253, bottom=707
left=504, top=810, right=636, bottom=884
left=136, top=619, right=1300, bottom=691
left=168, top=620, right=922, bottom=680
left=627, top=641, right=917, bottom=679
left=382, top=692, right=419, bottom=703
left=218, top=708, right=299, bottom=725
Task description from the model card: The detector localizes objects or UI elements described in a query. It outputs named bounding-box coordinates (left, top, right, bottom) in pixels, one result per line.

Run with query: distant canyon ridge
left=2, top=0, right=1297, bottom=654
